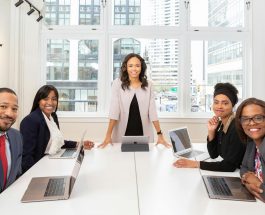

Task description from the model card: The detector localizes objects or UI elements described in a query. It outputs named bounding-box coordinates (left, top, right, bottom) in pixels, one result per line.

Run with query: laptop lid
left=121, top=136, right=149, bottom=144
left=21, top=132, right=86, bottom=202
left=202, top=175, right=256, bottom=202
left=69, top=145, right=84, bottom=195
left=168, top=127, right=192, bottom=154
left=168, top=127, right=207, bottom=159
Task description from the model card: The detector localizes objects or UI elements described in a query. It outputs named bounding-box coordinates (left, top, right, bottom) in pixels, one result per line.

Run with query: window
left=190, top=40, right=243, bottom=112
left=190, top=0, right=245, bottom=28
left=42, top=0, right=251, bottom=116
left=46, top=39, right=99, bottom=112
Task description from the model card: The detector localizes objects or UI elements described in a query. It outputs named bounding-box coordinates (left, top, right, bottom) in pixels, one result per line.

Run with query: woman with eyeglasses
left=174, top=83, right=245, bottom=172
left=235, top=97, right=265, bottom=202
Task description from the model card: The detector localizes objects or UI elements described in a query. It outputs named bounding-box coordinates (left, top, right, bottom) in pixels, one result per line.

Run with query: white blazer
left=109, top=78, right=158, bottom=143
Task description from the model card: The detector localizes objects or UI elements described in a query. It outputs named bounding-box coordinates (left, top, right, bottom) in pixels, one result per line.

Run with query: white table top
left=0, top=143, right=264, bottom=214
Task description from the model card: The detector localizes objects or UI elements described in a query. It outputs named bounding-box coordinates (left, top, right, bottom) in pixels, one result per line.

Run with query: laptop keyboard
left=44, top=178, right=65, bottom=197
left=61, top=149, right=76, bottom=157
left=208, top=177, right=233, bottom=196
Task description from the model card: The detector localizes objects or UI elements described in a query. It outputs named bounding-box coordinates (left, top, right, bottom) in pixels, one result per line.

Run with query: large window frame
left=41, top=0, right=252, bottom=118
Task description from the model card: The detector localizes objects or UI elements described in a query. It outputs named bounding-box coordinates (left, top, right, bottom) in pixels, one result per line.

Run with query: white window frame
left=40, top=0, right=252, bottom=119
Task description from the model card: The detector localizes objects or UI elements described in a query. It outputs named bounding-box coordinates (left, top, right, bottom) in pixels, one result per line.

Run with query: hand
left=173, top=158, right=199, bottom=168
left=241, top=172, right=264, bottom=202
left=207, top=116, right=220, bottom=141
left=244, top=183, right=264, bottom=202
left=241, top=172, right=263, bottom=194
left=83, top=140, right=94, bottom=150
left=207, top=116, right=220, bottom=132
left=98, top=136, right=113, bottom=149
left=156, top=135, right=172, bottom=148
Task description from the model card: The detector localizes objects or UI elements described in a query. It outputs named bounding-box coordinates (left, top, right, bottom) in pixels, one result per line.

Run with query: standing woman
left=174, top=83, right=245, bottom=171
left=20, top=85, right=94, bottom=173
left=235, top=98, right=265, bottom=202
left=99, top=53, right=170, bottom=148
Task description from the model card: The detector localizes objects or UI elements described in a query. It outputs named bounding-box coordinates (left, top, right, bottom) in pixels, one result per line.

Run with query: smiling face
left=126, top=57, right=141, bottom=80
left=0, top=92, right=18, bottom=131
left=39, top=90, right=58, bottom=118
left=212, top=94, right=233, bottom=119
left=241, top=104, right=265, bottom=145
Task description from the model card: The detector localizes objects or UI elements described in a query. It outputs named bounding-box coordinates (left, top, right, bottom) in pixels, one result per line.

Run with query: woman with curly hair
left=99, top=53, right=170, bottom=148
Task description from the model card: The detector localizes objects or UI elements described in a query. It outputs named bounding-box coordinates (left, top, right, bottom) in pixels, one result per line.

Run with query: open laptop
left=168, top=127, right=209, bottom=160
left=21, top=145, right=84, bottom=202
left=202, top=175, right=256, bottom=202
left=49, top=144, right=81, bottom=159
left=121, top=136, right=149, bottom=152
left=49, top=131, right=87, bottom=159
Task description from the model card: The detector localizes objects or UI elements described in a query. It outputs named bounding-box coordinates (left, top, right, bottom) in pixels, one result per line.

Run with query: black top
left=200, top=119, right=246, bottom=172
left=125, top=94, right=144, bottom=136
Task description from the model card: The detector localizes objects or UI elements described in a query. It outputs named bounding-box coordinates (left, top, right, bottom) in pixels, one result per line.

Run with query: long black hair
left=120, top=53, right=148, bottom=90
left=31, top=85, right=59, bottom=113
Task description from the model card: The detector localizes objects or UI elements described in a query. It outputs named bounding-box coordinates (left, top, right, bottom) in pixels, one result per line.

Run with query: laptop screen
left=168, top=128, right=192, bottom=152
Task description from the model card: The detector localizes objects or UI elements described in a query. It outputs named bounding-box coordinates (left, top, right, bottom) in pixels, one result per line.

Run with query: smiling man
left=0, top=88, right=23, bottom=193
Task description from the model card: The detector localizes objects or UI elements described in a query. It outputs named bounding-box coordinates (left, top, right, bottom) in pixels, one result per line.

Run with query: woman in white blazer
left=99, top=53, right=170, bottom=148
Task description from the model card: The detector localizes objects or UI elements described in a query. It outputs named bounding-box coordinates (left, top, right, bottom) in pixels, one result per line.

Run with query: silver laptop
left=49, top=145, right=81, bottom=159
left=21, top=145, right=84, bottom=203
left=49, top=131, right=87, bottom=159
left=168, top=127, right=208, bottom=160
left=202, top=175, right=256, bottom=202
left=122, top=136, right=149, bottom=144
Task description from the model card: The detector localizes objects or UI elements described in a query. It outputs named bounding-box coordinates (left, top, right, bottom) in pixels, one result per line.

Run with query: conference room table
left=0, top=143, right=264, bottom=215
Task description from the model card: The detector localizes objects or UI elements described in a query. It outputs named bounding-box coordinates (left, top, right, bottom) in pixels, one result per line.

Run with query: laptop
left=121, top=136, right=149, bottom=152
left=168, top=127, right=209, bottom=160
left=49, top=131, right=87, bottom=159
left=202, top=175, right=256, bottom=202
left=49, top=145, right=81, bottom=159
left=21, top=145, right=84, bottom=202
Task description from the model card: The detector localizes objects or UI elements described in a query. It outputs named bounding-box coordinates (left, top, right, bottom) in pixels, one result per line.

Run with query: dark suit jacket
left=240, top=137, right=265, bottom=200
left=20, top=108, right=76, bottom=173
left=0, top=128, right=23, bottom=193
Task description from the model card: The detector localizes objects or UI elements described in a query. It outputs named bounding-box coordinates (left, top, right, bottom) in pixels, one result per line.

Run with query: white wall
left=2, top=0, right=265, bottom=143
left=0, top=0, right=10, bottom=86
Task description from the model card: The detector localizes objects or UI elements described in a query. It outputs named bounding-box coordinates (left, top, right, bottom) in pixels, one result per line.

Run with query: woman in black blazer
left=20, top=85, right=94, bottom=173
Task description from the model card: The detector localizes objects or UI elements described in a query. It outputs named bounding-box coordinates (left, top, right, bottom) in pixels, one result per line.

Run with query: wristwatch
left=157, top=130, right=162, bottom=135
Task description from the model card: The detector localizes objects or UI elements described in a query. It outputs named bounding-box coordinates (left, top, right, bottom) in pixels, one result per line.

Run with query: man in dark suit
left=0, top=88, right=23, bottom=193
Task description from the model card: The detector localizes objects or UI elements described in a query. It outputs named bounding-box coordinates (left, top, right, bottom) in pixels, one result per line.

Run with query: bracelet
left=157, top=130, right=162, bottom=135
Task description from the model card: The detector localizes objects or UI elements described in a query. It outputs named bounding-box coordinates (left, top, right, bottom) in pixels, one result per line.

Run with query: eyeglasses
left=240, top=115, right=265, bottom=125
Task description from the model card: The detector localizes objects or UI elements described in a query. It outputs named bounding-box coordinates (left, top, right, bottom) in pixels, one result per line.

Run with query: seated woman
left=235, top=97, right=265, bottom=202
left=99, top=53, right=170, bottom=148
left=173, top=82, right=245, bottom=172
left=20, top=85, right=94, bottom=173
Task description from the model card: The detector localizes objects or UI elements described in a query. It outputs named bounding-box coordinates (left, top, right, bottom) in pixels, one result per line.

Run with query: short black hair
left=0, top=88, right=17, bottom=96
